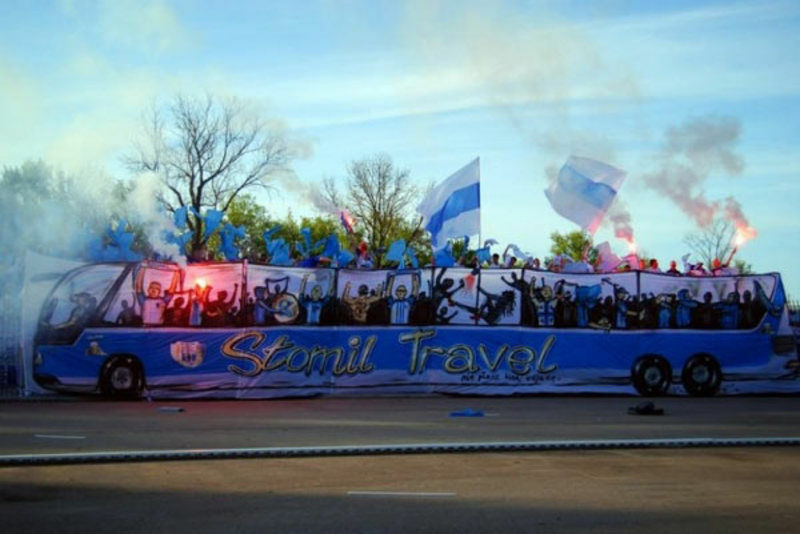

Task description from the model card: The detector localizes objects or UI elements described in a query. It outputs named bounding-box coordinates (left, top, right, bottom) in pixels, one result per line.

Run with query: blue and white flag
left=417, top=158, right=481, bottom=248
left=544, top=156, right=626, bottom=234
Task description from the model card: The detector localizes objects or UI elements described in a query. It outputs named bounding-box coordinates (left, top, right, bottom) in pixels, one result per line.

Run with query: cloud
left=96, top=0, right=195, bottom=54
left=0, top=53, right=46, bottom=164
left=640, top=115, right=747, bottom=229
left=56, top=0, right=195, bottom=55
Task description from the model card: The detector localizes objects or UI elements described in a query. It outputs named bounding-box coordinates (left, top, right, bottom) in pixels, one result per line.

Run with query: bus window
left=476, top=269, right=523, bottom=326
left=429, top=268, right=479, bottom=326
left=523, top=271, right=637, bottom=330
left=133, top=263, right=180, bottom=327
left=384, top=271, right=421, bottom=326
left=247, top=265, right=332, bottom=326
left=37, top=264, right=126, bottom=344
left=640, top=272, right=778, bottom=330
left=337, top=269, right=390, bottom=325
left=184, top=263, right=243, bottom=327
left=102, top=270, right=142, bottom=326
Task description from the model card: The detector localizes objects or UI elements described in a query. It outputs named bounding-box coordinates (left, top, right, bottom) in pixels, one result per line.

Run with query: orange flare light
left=626, top=240, right=638, bottom=254
left=734, top=226, right=757, bottom=247
left=195, top=278, right=207, bottom=289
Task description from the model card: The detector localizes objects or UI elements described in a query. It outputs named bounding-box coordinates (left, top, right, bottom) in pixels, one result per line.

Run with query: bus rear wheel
left=100, top=356, right=143, bottom=399
left=632, top=355, right=672, bottom=396
left=682, top=354, right=721, bottom=397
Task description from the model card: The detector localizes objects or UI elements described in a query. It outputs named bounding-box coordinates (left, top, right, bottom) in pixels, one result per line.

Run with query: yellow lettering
left=508, top=346, right=536, bottom=375
left=399, top=329, right=436, bottom=374
left=222, top=331, right=265, bottom=377
left=536, top=335, right=558, bottom=374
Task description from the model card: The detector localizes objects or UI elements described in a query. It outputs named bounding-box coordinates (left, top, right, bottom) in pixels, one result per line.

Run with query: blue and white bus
left=32, top=260, right=799, bottom=399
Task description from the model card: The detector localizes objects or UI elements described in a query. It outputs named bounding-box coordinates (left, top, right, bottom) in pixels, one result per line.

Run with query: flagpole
left=477, top=156, right=482, bottom=249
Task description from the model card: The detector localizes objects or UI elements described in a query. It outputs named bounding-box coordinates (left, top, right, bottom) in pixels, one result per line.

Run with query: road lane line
left=34, top=434, right=87, bottom=440
left=347, top=491, right=456, bottom=497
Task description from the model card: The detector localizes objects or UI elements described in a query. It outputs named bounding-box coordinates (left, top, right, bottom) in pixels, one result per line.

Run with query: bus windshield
left=37, top=264, right=127, bottom=344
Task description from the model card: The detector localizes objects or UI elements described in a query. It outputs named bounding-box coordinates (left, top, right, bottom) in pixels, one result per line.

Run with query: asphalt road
left=2, top=396, right=800, bottom=533
left=1, top=396, right=799, bottom=454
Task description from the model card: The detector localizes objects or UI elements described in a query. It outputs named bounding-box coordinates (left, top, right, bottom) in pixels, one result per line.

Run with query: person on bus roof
left=647, top=259, right=662, bottom=273
left=666, top=260, right=681, bottom=276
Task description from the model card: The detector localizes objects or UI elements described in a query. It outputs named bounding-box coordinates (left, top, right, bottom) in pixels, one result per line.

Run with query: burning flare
left=733, top=226, right=757, bottom=247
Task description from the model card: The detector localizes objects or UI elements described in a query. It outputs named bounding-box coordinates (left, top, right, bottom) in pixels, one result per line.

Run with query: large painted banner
left=37, top=323, right=799, bottom=398
left=29, top=261, right=799, bottom=398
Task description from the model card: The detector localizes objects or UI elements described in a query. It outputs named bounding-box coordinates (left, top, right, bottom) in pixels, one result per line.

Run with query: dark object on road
left=627, top=401, right=664, bottom=416
left=157, top=406, right=185, bottom=413
left=450, top=408, right=484, bottom=417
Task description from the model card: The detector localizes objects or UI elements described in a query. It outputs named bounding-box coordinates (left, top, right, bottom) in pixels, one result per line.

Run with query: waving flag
left=545, top=156, right=626, bottom=234
left=340, top=210, right=356, bottom=234
left=417, top=158, right=480, bottom=247
left=202, top=209, right=224, bottom=240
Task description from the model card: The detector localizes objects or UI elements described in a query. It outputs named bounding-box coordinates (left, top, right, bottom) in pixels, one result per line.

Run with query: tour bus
left=32, top=260, right=799, bottom=399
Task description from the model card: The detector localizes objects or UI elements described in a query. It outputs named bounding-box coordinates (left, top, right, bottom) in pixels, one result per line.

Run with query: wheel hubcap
left=111, top=367, right=133, bottom=390
left=691, top=365, right=710, bottom=384
left=644, top=366, right=663, bottom=386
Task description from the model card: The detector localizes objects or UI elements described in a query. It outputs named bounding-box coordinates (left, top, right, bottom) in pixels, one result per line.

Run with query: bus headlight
left=34, top=351, right=43, bottom=366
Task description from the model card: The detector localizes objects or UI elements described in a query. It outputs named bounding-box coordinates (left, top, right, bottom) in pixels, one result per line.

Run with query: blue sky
left=1, top=1, right=799, bottom=293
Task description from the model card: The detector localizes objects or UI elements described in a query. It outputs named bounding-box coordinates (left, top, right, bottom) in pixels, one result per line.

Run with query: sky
left=1, top=0, right=799, bottom=293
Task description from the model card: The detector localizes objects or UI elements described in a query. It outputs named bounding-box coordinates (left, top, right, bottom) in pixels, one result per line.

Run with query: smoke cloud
left=641, top=115, right=745, bottom=229
left=125, top=171, right=182, bottom=259
left=607, top=200, right=634, bottom=243
left=0, top=163, right=186, bottom=297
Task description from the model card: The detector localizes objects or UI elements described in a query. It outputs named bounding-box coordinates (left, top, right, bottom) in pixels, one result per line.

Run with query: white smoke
left=125, top=171, right=182, bottom=260
left=641, top=115, right=746, bottom=229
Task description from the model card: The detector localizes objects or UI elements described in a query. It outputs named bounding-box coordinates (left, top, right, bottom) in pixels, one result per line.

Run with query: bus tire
left=682, top=354, right=722, bottom=397
left=631, top=355, right=672, bottom=396
left=100, top=356, right=144, bottom=399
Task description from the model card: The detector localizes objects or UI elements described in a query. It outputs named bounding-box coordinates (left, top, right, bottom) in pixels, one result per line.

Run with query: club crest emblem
left=170, top=341, right=206, bottom=368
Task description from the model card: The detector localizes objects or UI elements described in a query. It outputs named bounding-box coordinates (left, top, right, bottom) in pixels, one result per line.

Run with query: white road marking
left=347, top=491, right=456, bottom=497
left=34, top=434, right=86, bottom=440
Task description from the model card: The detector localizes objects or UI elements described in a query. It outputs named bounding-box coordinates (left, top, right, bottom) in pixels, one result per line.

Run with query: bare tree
left=127, top=94, right=295, bottom=257
left=323, top=154, right=419, bottom=266
left=684, top=218, right=735, bottom=266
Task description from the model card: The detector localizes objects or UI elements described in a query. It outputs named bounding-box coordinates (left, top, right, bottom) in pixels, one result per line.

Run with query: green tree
left=322, top=154, right=419, bottom=266
left=549, top=230, right=597, bottom=263
left=217, top=195, right=351, bottom=262
left=222, top=194, right=273, bottom=260
left=734, top=259, right=753, bottom=274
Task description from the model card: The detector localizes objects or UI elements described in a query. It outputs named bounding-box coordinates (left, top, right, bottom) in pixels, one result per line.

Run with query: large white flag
left=545, top=156, right=626, bottom=233
left=417, top=158, right=481, bottom=247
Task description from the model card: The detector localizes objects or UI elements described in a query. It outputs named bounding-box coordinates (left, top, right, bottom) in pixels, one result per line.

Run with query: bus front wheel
left=632, top=355, right=672, bottom=396
left=100, top=356, right=143, bottom=399
left=682, top=354, right=722, bottom=397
